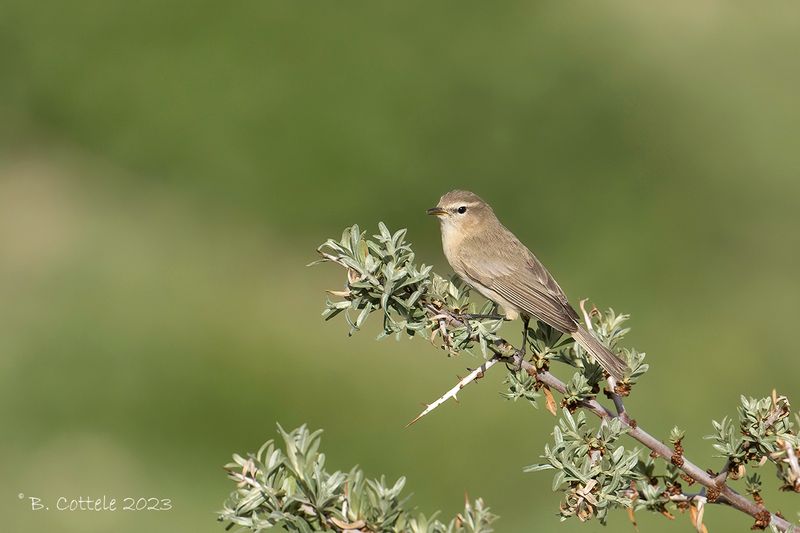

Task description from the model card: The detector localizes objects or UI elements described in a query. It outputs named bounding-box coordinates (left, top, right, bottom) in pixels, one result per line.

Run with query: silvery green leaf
left=552, top=470, right=566, bottom=491
left=523, top=463, right=554, bottom=473
left=349, top=225, right=362, bottom=253
left=479, top=335, right=488, bottom=358
left=377, top=221, right=391, bottom=240
left=356, top=304, right=372, bottom=328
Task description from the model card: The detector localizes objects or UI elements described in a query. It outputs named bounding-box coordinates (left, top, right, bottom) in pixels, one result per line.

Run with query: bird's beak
left=426, top=207, right=448, bottom=217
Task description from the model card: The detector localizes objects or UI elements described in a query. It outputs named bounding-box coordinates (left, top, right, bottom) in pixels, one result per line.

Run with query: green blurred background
left=2, top=1, right=799, bottom=531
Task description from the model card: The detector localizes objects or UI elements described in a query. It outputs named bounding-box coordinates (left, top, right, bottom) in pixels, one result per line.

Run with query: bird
left=426, top=189, right=627, bottom=380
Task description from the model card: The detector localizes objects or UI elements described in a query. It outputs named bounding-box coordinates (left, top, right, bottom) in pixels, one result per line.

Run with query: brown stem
left=519, top=358, right=793, bottom=532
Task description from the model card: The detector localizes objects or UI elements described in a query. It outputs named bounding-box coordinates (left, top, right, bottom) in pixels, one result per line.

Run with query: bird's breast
left=440, top=225, right=465, bottom=268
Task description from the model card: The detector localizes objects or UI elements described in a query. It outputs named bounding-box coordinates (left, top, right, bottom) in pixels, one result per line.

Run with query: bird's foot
left=504, top=348, right=526, bottom=373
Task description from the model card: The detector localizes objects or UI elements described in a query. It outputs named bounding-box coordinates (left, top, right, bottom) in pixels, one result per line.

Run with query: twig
left=606, top=375, right=627, bottom=417
left=713, top=459, right=731, bottom=486
left=532, top=362, right=792, bottom=531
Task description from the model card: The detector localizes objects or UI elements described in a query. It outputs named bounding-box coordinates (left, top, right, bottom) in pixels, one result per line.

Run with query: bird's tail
left=572, top=325, right=628, bottom=381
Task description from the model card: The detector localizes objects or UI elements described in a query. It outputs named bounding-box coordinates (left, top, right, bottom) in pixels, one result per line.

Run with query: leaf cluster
left=314, top=223, right=503, bottom=357
left=706, top=393, right=800, bottom=492
left=220, top=425, right=496, bottom=532
left=525, top=411, right=638, bottom=524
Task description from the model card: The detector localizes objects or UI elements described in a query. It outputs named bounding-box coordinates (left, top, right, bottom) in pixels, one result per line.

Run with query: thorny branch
left=315, top=223, right=799, bottom=532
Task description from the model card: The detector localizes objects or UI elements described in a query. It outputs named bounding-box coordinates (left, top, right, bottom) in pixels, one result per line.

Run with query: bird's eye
left=457, top=206, right=467, bottom=214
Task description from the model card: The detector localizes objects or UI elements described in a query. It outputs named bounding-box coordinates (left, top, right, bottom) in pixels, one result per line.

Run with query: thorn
left=404, top=414, right=423, bottom=429
left=626, top=507, right=639, bottom=532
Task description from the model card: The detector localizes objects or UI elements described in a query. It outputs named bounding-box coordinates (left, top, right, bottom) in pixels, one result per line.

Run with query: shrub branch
left=312, top=223, right=799, bottom=532
left=407, top=302, right=793, bottom=530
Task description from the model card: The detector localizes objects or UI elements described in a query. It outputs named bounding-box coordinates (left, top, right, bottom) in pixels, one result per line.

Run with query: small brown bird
left=427, top=189, right=627, bottom=380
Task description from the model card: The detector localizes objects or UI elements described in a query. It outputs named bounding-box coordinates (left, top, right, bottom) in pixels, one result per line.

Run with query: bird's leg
left=515, top=315, right=530, bottom=371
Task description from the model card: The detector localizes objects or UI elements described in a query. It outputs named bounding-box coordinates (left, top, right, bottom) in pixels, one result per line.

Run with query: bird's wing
left=462, top=249, right=579, bottom=333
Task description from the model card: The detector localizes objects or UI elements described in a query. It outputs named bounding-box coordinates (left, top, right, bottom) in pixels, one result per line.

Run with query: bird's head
left=426, top=190, right=497, bottom=235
